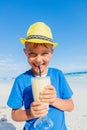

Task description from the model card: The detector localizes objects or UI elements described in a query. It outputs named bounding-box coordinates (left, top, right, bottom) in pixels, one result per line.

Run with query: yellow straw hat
left=20, top=22, right=58, bottom=47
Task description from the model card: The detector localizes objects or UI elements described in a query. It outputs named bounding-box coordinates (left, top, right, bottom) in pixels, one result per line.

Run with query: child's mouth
left=33, top=63, right=45, bottom=69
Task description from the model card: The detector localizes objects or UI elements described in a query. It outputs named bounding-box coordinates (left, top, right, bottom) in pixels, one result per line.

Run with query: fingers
left=43, top=85, right=56, bottom=94
left=39, top=86, right=57, bottom=104
left=30, top=86, right=57, bottom=118
left=30, top=102, right=49, bottom=118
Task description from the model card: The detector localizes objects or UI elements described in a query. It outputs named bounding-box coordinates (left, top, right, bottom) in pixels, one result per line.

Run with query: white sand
left=65, top=77, right=87, bottom=130
left=0, top=80, right=24, bottom=130
left=0, top=78, right=87, bottom=130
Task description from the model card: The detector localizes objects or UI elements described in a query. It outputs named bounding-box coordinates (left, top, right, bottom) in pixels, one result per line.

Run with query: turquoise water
left=64, top=71, right=87, bottom=88
left=65, top=71, right=87, bottom=81
left=0, top=71, right=87, bottom=88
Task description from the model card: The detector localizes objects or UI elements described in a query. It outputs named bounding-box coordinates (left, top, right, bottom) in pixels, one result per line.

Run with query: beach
left=0, top=73, right=87, bottom=130
left=65, top=73, right=87, bottom=130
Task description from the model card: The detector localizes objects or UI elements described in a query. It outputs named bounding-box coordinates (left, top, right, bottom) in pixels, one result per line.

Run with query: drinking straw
left=38, top=66, right=41, bottom=77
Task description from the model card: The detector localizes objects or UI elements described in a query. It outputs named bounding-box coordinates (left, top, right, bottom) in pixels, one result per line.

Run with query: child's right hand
left=30, top=101, right=49, bottom=118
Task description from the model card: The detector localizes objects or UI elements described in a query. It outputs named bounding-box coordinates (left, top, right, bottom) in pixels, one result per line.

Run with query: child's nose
left=36, top=55, right=42, bottom=63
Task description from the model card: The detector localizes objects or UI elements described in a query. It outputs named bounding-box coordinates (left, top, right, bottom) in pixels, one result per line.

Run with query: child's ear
left=23, top=48, right=27, bottom=55
left=51, top=49, right=54, bottom=54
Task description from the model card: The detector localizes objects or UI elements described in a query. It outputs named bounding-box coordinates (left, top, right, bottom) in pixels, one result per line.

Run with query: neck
left=31, top=68, right=48, bottom=76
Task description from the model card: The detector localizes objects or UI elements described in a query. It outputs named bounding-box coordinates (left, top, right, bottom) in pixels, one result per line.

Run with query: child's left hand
left=39, top=85, right=57, bottom=105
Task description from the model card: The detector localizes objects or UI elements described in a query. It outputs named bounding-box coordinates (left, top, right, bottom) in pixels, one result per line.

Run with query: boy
left=7, top=22, right=74, bottom=130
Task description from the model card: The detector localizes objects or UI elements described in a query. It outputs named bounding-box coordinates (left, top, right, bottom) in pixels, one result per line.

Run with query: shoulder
left=48, top=67, right=64, bottom=76
left=11, top=70, right=32, bottom=91
left=14, top=70, right=31, bottom=83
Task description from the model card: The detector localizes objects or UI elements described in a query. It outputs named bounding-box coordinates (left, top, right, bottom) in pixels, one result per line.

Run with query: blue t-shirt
left=7, top=68, right=73, bottom=130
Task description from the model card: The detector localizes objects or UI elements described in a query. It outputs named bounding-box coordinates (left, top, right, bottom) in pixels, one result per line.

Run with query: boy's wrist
left=26, top=109, right=34, bottom=120
left=50, top=97, right=57, bottom=106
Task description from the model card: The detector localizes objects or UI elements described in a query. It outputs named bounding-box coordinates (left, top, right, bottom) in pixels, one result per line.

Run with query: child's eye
left=28, top=52, right=37, bottom=57
left=42, top=52, right=49, bottom=56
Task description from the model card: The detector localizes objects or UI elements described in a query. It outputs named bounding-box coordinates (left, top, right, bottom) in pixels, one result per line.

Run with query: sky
left=0, top=0, right=87, bottom=78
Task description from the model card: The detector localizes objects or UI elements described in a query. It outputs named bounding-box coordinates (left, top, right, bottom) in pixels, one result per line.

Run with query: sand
left=0, top=78, right=87, bottom=130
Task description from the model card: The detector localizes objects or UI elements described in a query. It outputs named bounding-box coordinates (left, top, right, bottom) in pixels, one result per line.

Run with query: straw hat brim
left=20, top=38, right=58, bottom=47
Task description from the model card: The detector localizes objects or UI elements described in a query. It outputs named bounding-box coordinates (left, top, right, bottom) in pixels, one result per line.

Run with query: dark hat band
left=26, top=35, right=53, bottom=42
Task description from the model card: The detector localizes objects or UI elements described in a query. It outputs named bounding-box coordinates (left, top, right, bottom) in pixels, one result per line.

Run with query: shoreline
left=0, top=77, right=87, bottom=130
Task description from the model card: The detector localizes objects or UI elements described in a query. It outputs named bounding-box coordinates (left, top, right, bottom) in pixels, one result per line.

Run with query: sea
left=64, top=71, right=87, bottom=88
left=0, top=71, right=87, bottom=88
left=65, top=71, right=87, bottom=80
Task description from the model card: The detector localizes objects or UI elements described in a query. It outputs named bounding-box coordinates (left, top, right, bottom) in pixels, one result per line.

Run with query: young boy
left=7, top=22, right=74, bottom=130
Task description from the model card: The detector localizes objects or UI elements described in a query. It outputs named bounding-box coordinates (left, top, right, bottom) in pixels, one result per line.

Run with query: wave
left=64, top=71, right=87, bottom=76
left=64, top=71, right=87, bottom=81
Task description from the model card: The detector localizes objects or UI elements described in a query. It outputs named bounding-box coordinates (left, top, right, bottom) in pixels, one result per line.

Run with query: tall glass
left=31, top=76, right=53, bottom=130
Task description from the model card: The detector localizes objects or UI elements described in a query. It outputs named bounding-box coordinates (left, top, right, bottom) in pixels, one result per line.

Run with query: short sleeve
left=7, top=78, right=23, bottom=109
left=59, top=71, right=73, bottom=99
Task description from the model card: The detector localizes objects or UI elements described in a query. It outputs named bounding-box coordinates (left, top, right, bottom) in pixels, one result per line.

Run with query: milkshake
left=31, top=76, right=51, bottom=101
left=32, top=76, right=53, bottom=129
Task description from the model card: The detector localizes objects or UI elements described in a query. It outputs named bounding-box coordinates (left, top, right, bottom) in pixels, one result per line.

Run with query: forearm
left=11, top=101, right=48, bottom=121
left=51, top=98, right=74, bottom=112
left=11, top=108, right=32, bottom=122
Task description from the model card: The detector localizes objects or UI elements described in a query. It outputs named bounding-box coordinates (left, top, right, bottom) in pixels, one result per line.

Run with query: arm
left=12, top=108, right=31, bottom=121
left=40, top=86, right=74, bottom=112
left=51, top=97, right=74, bottom=112
left=11, top=101, right=49, bottom=122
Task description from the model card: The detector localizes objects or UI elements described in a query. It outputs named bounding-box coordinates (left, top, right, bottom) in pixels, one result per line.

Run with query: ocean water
left=64, top=71, right=87, bottom=88
left=65, top=71, right=87, bottom=80
left=0, top=71, right=87, bottom=88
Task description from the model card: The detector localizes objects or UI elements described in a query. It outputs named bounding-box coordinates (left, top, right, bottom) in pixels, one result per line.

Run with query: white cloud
left=0, top=54, right=29, bottom=78
left=50, top=59, right=87, bottom=73
left=58, top=63, right=87, bottom=73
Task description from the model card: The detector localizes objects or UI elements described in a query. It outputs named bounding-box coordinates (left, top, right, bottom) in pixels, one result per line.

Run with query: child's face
left=24, top=43, right=54, bottom=75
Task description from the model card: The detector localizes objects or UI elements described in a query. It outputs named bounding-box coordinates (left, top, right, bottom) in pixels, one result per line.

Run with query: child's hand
left=30, top=101, right=49, bottom=118
left=40, top=85, right=57, bottom=105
